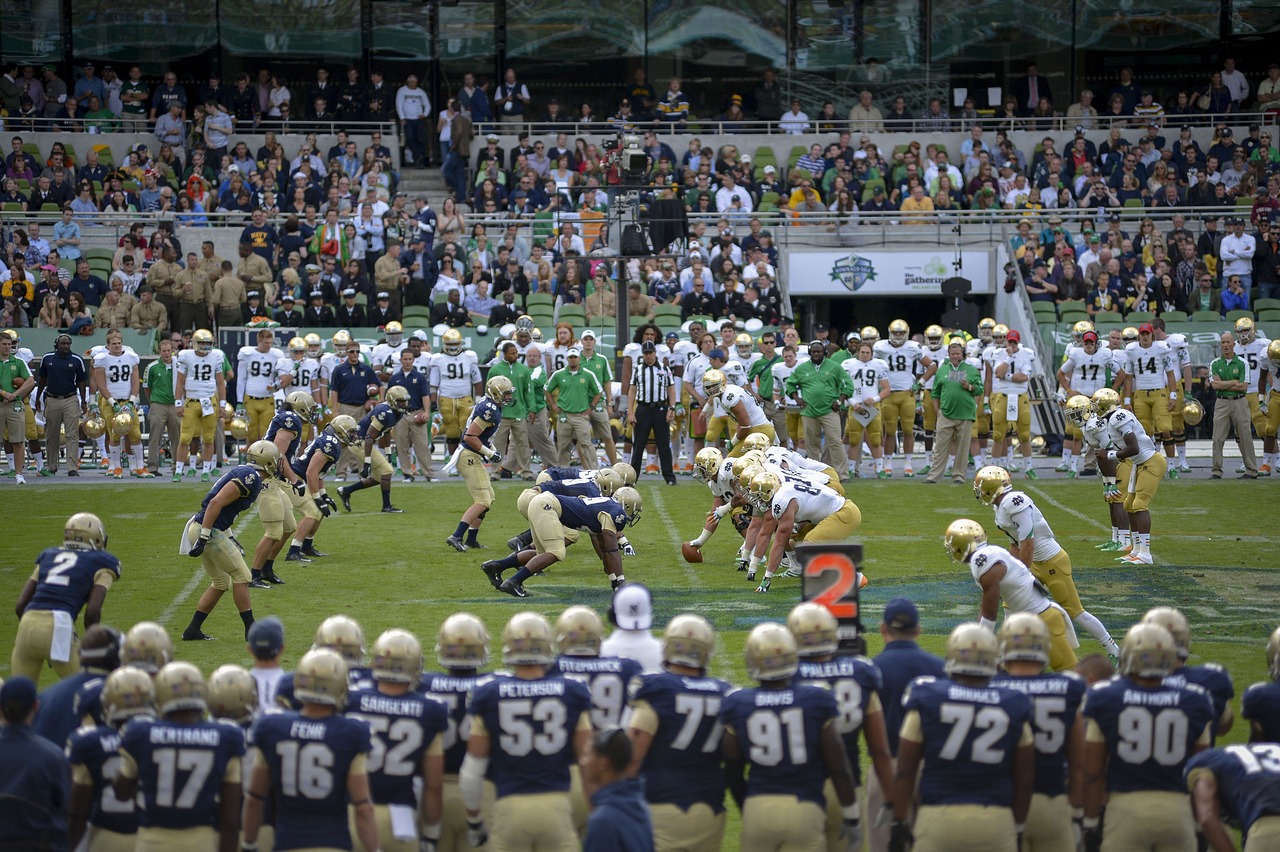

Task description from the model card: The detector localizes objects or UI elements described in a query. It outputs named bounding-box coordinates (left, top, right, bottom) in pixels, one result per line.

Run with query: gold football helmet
left=978, top=317, right=996, bottom=343
left=193, top=328, right=214, bottom=354
left=613, top=462, right=638, bottom=486
left=110, top=407, right=137, bottom=441
left=614, top=486, right=642, bottom=525
left=1092, top=387, right=1121, bottom=417
left=741, top=432, right=772, bottom=454
left=555, top=606, right=606, bottom=656
left=744, top=622, right=799, bottom=682
left=294, top=648, right=349, bottom=707
left=736, top=463, right=764, bottom=492
left=289, top=336, right=307, bottom=359
left=1122, top=326, right=1140, bottom=344
left=82, top=411, right=107, bottom=440
left=443, top=328, right=465, bottom=355
left=945, top=622, right=999, bottom=678
left=121, top=621, right=174, bottom=674
left=65, top=512, right=107, bottom=549
left=1071, top=320, right=1094, bottom=345
left=286, top=390, right=319, bottom=422
left=436, top=613, right=490, bottom=669
left=371, top=628, right=424, bottom=684
left=515, top=314, right=535, bottom=333
left=991, top=324, right=1009, bottom=346
left=702, top=369, right=726, bottom=398
left=330, top=414, right=360, bottom=446
left=314, top=615, right=366, bottom=667
left=1065, top=395, right=1092, bottom=427
left=101, top=667, right=156, bottom=725
left=1141, top=606, right=1191, bottom=660
left=693, top=447, right=724, bottom=482
left=304, top=332, right=323, bottom=358
left=207, top=664, right=258, bottom=723
left=486, top=374, right=515, bottom=406
left=1031, top=435, right=1046, bottom=454
left=384, top=321, right=403, bottom=345
left=662, top=614, right=716, bottom=670
left=154, top=661, right=207, bottom=715
left=889, top=319, right=909, bottom=344
left=787, top=602, right=839, bottom=658
left=924, top=324, right=944, bottom=347
left=1235, top=316, right=1256, bottom=344
left=944, top=518, right=988, bottom=562
left=973, top=465, right=1013, bottom=505
left=1269, top=339, right=1280, bottom=364
left=1268, top=625, right=1280, bottom=680
left=386, top=384, right=411, bottom=413
left=502, top=611, right=555, bottom=666
left=531, top=327, right=544, bottom=342
left=594, top=468, right=623, bottom=496
left=860, top=326, right=880, bottom=345
left=748, top=469, right=782, bottom=511
left=1182, top=399, right=1204, bottom=426
left=332, top=330, right=353, bottom=351
left=997, top=612, right=1051, bottom=666
left=1119, top=623, right=1178, bottom=679
left=731, top=450, right=766, bottom=480
left=735, top=332, right=755, bottom=358
left=228, top=411, right=249, bottom=440
left=246, top=439, right=281, bottom=476
left=222, top=400, right=237, bottom=421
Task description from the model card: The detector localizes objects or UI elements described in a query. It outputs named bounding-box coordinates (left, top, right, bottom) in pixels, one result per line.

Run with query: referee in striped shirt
left=627, top=340, right=678, bottom=484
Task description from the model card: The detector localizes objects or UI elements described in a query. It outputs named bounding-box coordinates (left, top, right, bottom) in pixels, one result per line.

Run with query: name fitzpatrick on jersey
left=499, top=680, right=568, bottom=698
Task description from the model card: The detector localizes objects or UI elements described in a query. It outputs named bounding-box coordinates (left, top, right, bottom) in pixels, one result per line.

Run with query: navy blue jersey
left=796, top=656, right=884, bottom=785
left=251, top=711, right=372, bottom=851
left=1165, top=664, right=1234, bottom=744
left=544, top=466, right=588, bottom=481
left=275, top=666, right=372, bottom=711
left=1184, top=745, right=1280, bottom=835
left=465, top=397, right=503, bottom=446
left=119, top=717, right=246, bottom=830
left=67, top=724, right=138, bottom=835
left=1082, top=676, right=1215, bottom=793
left=468, top=674, right=592, bottom=799
left=628, top=672, right=733, bottom=813
left=291, top=430, right=343, bottom=480
left=194, top=465, right=264, bottom=531
left=75, top=677, right=107, bottom=728
left=720, top=684, right=840, bottom=807
left=357, top=402, right=402, bottom=439
left=537, top=476, right=602, bottom=498
left=25, top=547, right=121, bottom=619
left=990, top=671, right=1087, bottom=797
left=1242, top=680, right=1280, bottom=744
left=556, top=495, right=628, bottom=534
left=265, top=410, right=306, bottom=460
left=420, top=672, right=494, bottom=774
left=555, top=655, right=644, bottom=730
left=34, top=671, right=97, bottom=747
left=345, top=688, right=449, bottom=808
left=901, top=676, right=1034, bottom=808
left=874, top=640, right=946, bottom=755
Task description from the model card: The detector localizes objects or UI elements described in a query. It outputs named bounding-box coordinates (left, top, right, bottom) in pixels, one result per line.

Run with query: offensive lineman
left=747, top=468, right=862, bottom=593
left=283, top=414, right=358, bottom=563
left=249, top=390, right=319, bottom=588
left=336, top=384, right=411, bottom=514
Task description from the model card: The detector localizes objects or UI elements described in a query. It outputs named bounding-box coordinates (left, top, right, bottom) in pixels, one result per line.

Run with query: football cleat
left=903, top=467, right=914, bottom=478
left=508, top=535, right=526, bottom=552
left=481, top=561, right=506, bottom=589
left=446, top=535, right=468, bottom=552
left=248, top=579, right=271, bottom=590
left=181, top=630, right=215, bottom=641
left=302, top=545, right=327, bottom=557
left=262, top=571, right=285, bottom=584
left=338, top=487, right=352, bottom=512
left=285, top=552, right=312, bottom=563
left=380, top=506, right=404, bottom=513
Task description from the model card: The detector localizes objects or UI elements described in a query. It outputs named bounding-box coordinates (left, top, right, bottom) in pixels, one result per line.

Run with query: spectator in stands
left=1197, top=71, right=1234, bottom=115
left=1153, top=273, right=1188, bottom=315
left=431, top=287, right=470, bottom=327
left=1086, top=270, right=1121, bottom=318
left=1220, top=274, right=1250, bottom=314
left=1188, top=271, right=1219, bottom=314
left=848, top=89, right=882, bottom=131
left=1220, top=216, right=1256, bottom=289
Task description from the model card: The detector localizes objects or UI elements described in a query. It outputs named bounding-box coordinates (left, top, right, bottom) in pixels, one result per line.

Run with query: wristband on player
left=979, top=616, right=996, bottom=631
left=1169, top=392, right=1177, bottom=399
left=1123, top=397, right=1131, bottom=405
left=841, top=804, right=859, bottom=821
left=364, top=456, right=372, bottom=464
left=1082, top=817, right=1100, bottom=830
left=199, top=528, right=212, bottom=541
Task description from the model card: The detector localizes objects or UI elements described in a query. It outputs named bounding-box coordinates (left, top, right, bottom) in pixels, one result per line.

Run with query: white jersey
left=921, top=344, right=948, bottom=388
left=1237, top=335, right=1271, bottom=382
left=95, top=350, right=140, bottom=399
left=669, top=340, right=700, bottom=373
left=721, top=384, right=768, bottom=427
left=874, top=339, right=927, bottom=391
left=1264, top=354, right=1280, bottom=394
left=731, top=351, right=761, bottom=379
left=370, top=341, right=408, bottom=375
left=1061, top=347, right=1115, bottom=397
left=764, top=446, right=836, bottom=487
left=238, top=346, right=284, bottom=399
left=1163, top=334, right=1191, bottom=382
left=709, top=361, right=747, bottom=418
left=319, top=351, right=342, bottom=384
left=1081, top=415, right=1111, bottom=452
left=981, top=343, right=1003, bottom=386
left=279, top=356, right=321, bottom=397
left=772, top=361, right=799, bottom=407
left=413, top=352, right=434, bottom=374
left=1124, top=341, right=1173, bottom=391
left=993, top=490, right=1062, bottom=562
left=176, top=349, right=222, bottom=399
left=623, top=341, right=672, bottom=370
left=843, top=357, right=890, bottom=404
left=1103, top=408, right=1158, bottom=463
left=684, top=354, right=712, bottom=398
left=431, top=350, right=481, bottom=398
left=992, top=346, right=1036, bottom=396
left=545, top=343, right=575, bottom=375
left=709, top=458, right=738, bottom=501
left=968, top=543, right=1052, bottom=616
left=770, top=480, right=845, bottom=526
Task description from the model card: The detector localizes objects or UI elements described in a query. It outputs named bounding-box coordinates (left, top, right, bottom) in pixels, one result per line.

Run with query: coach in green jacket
left=785, top=340, right=853, bottom=474
left=489, top=340, right=534, bottom=480
left=926, top=337, right=983, bottom=484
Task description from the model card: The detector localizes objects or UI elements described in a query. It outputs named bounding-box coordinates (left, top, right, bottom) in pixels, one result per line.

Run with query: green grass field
left=1, top=475, right=1274, bottom=844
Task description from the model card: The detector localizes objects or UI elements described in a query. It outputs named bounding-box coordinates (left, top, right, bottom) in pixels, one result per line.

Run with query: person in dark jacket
left=581, top=727, right=653, bottom=852
left=0, top=677, right=72, bottom=851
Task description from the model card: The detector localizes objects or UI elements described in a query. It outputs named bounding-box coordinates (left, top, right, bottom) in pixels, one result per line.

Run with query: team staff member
left=488, top=340, right=533, bottom=480
left=992, top=329, right=1038, bottom=478
left=1, top=330, right=37, bottom=483
left=389, top=349, right=434, bottom=482
left=143, top=339, right=181, bottom=475
left=328, top=339, right=382, bottom=478
left=580, top=329, right=619, bottom=467
left=0, top=677, right=72, bottom=850
left=785, top=340, right=853, bottom=475
left=238, top=329, right=285, bottom=445
left=35, top=332, right=88, bottom=476
left=174, top=251, right=214, bottom=333
left=525, top=345, right=560, bottom=467
left=1209, top=332, right=1258, bottom=478
left=547, top=347, right=604, bottom=470
left=926, top=338, right=982, bottom=484
left=627, top=340, right=677, bottom=485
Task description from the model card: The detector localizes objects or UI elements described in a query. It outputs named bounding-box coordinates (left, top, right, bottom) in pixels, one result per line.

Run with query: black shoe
left=499, top=469, right=513, bottom=479
left=481, top=560, right=505, bottom=589
left=499, top=578, right=530, bottom=598
left=182, top=630, right=215, bottom=641
left=665, top=479, right=678, bottom=486
left=262, top=571, right=286, bottom=584
left=338, top=487, right=352, bottom=512
left=285, top=551, right=313, bottom=563
left=466, top=540, right=485, bottom=549
left=381, top=506, right=405, bottom=513
left=248, top=579, right=271, bottom=590
left=68, top=469, right=79, bottom=477
left=1078, top=467, right=1097, bottom=477
left=1239, top=474, right=1258, bottom=479
left=611, top=578, right=626, bottom=590
left=302, top=547, right=328, bottom=558
left=446, top=535, right=468, bottom=552
left=1211, top=473, right=1222, bottom=479
left=508, top=536, right=523, bottom=552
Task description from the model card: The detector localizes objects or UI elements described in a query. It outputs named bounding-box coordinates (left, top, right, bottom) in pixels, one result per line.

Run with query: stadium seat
left=1122, top=198, right=1144, bottom=209
left=1059, top=307, right=1088, bottom=323
left=22, top=142, right=41, bottom=161
left=1125, top=311, right=1154, bottom=323
left=526, top=293, right=554, bottom=309
left=1158, top=311, right=1188, bottom=324
left=1226, top=309, right=1254, bottom=322
left=1191, top=310, right=1222, bottom=323
left=1031, top=303, right=1058, bottom=319
left=1255, top=298, right=1280, bottom=312
left=402, top=307, right=431, bottom=320
left=1, top=202, right=21, bottom=213
left=41, top=203, right=61, bottom=213
left=1256, top=310, right=1280, bottom=324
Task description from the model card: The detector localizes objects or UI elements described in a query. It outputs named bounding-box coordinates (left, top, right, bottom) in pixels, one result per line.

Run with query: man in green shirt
left=525, top=345, right=560, bottom=467
left=546, top=347, right=604, bottom=469
left=785, top=340, right=852, bottom=473
left=143, top=338, right=181, bottom=475
left=83, top=95, right=119, bottom=133
left=0, top=331, right=35, bottom=485
left=1209, top=331, right=1257, bottom=478
left=489, top=341, right=534, bottom=480
left=926, top=337, right=983, bottom=484
left=579, top=330, right=618, bottom=466
left=829, top=332, right=859, bottom=365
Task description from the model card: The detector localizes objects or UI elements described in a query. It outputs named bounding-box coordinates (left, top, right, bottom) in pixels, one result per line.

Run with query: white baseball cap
left=610, top=583, right=653, bottom=630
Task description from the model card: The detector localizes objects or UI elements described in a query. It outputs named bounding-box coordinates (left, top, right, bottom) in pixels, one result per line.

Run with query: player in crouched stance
left=1241, top=626, right=1280, bottom=744
left=1185, top=742, right=1280, bottom=852
left=1092, top=387, right=1166, bottom=565
left=747, top=468, right=862, bottom=593
left=445, top=375, right=514, bottom=552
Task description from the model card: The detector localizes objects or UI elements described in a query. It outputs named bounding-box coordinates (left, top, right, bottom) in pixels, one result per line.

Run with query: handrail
left=1, top=116, right=400, bottom=135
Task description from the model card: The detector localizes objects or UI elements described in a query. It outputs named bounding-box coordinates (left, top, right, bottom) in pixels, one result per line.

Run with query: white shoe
left=1178, top=463, right=1191, bottom=473
left=780, top=566, right=803, bottom=578
left=15, top=473, right=26, bottom=484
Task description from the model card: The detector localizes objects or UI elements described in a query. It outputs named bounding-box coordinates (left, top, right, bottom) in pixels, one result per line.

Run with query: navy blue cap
left=665, top=331, right=679, bottom=340
left=247, top=616, right=285, bottom=658
left=709, top=348, right=726, bottom=360
left=883, top=597, right=920, bottom=630
left=1, top=676, right=38, bottom=719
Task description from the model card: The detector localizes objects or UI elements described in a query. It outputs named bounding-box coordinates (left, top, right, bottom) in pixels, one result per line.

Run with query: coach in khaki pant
left=785, top=341, right=852, bottom=475
left=488, top=342, right=533, bottom=478
left=1209, top=332, right=1258, bottom=478
left=927, top=339, right=982, bottom=484
left=144, top=341, right=182, bottom=473
left=546, top=349, right=602, bottom=469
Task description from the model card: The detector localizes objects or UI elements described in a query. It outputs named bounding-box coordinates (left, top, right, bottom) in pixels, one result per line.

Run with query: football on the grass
left=681, top=542, right=703, bottom=563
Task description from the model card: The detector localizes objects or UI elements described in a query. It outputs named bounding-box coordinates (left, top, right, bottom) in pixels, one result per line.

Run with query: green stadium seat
left=1256, top=310, right=1280, bottom=324
left=1124, top=311, right=1154, bottom=323
left=1254, top=298, right=1280, bottom=312
left=1158, top=311, right=1188, bottom=324
left=1225, top=309, right=1253, bottom=322
left=1191, top=310, right=1222, bottom=323
left=526, top=293, right=554, bottom=309
left=85, top=248, right=115, bottom=263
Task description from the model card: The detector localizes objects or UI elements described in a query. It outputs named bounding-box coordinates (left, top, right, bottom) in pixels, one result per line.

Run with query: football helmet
left=1235, top=316, right=1256, bottom=344
left=978, top=317, right=996, bottom=343
left=289, top=336, right=307, bottom=359
left=997, top=612, right=1050, bottom=666
left=741, top=432, right=772, bottom=454
left=386, top=385, right=411, bottom=413
left=192, top=328, right=214, bottom=354
left=246, top=440, right=281, bottom=476
left=228, top=411, right=250, bottom=440
left=1269, top=339, right=1280, bottom=364
left=154, top=661, right=207, bottom=715
left=502, top=611, right=555, bottom=666
left=1268, top=625, right=1280, bottom=680
left=1141, top=606, right=1191, bottom=660
left=736, top=463, right=764, bottom=492
left=614, top=486, right=642, bottom=526
left=384, top=321, right=403, bottom=346
left=110, top=407, right=137, bottom=441
left=1065, top=395, right=1092, bottom=427
left=924, top=325, right=944, bottom=347
left=207, top=665, right=258, bottom=723
left=223, top=401, right=237, bottom=421
left=860, top=326, right=880, bottom=345
left=82, top=411, right=107, bottom=440
left=613, top=462, right=638, bottom=486
left=889, top=319, right=909, bottom=344
left=743, top=622, right=799, bottom=682
left=734, top=333, right=755, bottom=358
left=443, top=328, right=464, bottom=355
left=1182, top=399, right=1204, bottom=426
left=1031, top=435, right=1045, bottom=453
left=515, top=314, right=535, bottom=333
left=702, top=369, right=726, bottom=398
left=294, top=648, right=349, bottom=707
left=973, top=465, right=1013, bottom=505
left=65, top=512, right=107, bottom=549
left=314, top=615, right=366, bottom=667
left=101, top=667, right=156, bottom=725
left=555, top=606, right=606, bottom=656
left=371, top=629, right=424, bottom=684
left=1122, top=326, right=1139, bottom=344
left=594, top=468, right=623, bottom=497
left=1071, top=320, right=1094, bottom=345
left=1092, top=387, right=1121, bottom=417
left=304, top=332, right=323, bottom=358
left=330, top=414, right=360, bottom=446
left=530, top=327, right=544, bottom=342
left=436, top=613, right=490, bottom=669
left=121, top=621, right=174, bottom=674
left=1119, top=623, right=1178, bottom=679
left=944, top=622, right=999, bottom=678
left=534, top=470, right=553, bottom=485
left=991, top=324, right=1009, bottom=346
left=944, top=518, right=987, bottom=562
left=748, top=469, right=782, bottom=511
left=731, top=450, right=766, bottom=480
left=332, top=330, right=353, bottom=351
left=662, top=614, right=716, bottom=670
left=787, top=602, right=839, bottom=658
left=286, top=390, right=319, bottom=422
left=486, top=375, right=515, bottom=406
left=693, top=447, right=724, bottom=482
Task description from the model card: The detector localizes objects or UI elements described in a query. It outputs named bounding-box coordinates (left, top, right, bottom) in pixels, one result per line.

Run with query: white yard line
left=158, top=513, right=255, bottom=625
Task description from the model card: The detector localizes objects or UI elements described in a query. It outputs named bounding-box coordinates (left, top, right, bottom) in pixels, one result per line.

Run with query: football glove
left=291, top=481, right=306, bottom=496
left=361, top=458, right=372, bottom=479
left=318, top=492, right=338, bottom=512
left=736, top=555, right=749, bottom=572
left=1103, top=482, right=1123, bottom=503
left=317, top=500, right=331, bottom=518
left=888, top=819, right=913, bottom=852
left=622, top=543, right=636, bottom=556
left=755, top=576, right=771, bottom=593
left=489, top=450, right=503, bottom=464
left=188, top=537, right=207, bottom=558
left=1055, top=387, right=1068, bottom=403
left=840, top=818, right=861, bottom=852
left=911, top=381, right=921, bottom=394
left=419, top=837, right=437, bottom=852
left=465, top=819, right=488, bottom=848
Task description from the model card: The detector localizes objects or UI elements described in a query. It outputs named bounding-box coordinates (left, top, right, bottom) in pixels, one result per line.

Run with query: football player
left=721, top=622, right=860, bottom=852
left=1116, top=322, right=1178, bottom=478
left=974, top=466, right=1120, bottom=659
left=1242, top=625, right=1280, bottom=743
left=760, top=437, right=845, bottom=496
left=1066, top=393, right=1131, bottom=551
left=244, top=648, right=380, bottom=852
left=1150, top=318, right=1194, bottom=472
left=873, top=319, right=935, bottom=476
left=1056, top=330, right=1117, bottom=476
left=685, top=447, right=747, bottom=557
left=237, top=328, right=285, bottom=446
left=540, top=461, right=637, bottom=484
left=702, top=366, right=775, bottom=457
left=505, top=468, right=629, bottom=555
left=1093, top=385, right=1166, bottom=564
left=444, top=375, right=513, bottom=551
left=980, top=323, right=1009, bottom=468
left=91, top=329, right=147, bottom=478
left=944, top=518, right=1078, bottom=670
left=919, top=324, right=948, bottom=472
left=891, top=623, right=1035, bottom=852
left=276, top=336, right=322, bottom=440
left=67, top=666, right=154, bottom=850
left=179, top=439, right=279, bottom=641
left=276, top=615, right=372, bottom=711
left=369, top=320, right=407, bottom=381
left=70, top=621, right=171, bottom=735
left=771, top=342, right=803, bottom=451
left=347, top=629, right=449, bottom=852
left=747, top=469, right=862, bottom=593
left=700, top=354, right=747, bottom=453
left=992, top=329, right=1038, bottom=477
left=284, top=414, right=358, bottom=563
left=174, top=328, right=227, bottom=481
left=336, top=384, right=410, bottom=514
left=114, top=662, right=246, bottom=851
left=30, top=624, right=121, bottom=747
left=1142, top=607, right=1236, bottom=743
left=1186, top=743, right=1280, bottom=852
left=1080, top=623, right=1215, bottom=852
left=683, top=333, right=718, bottom=458
left=790, top=603, right=895, bottom=851
left=247, top=390, right=319, bottom=588
left=1256, top=339, right=1280, bottom=476
left=431, top=328, right=482, bottom=455
left=989, top=614, right=1088, bottom=852
left=459, top=612, right=593, bottom=850
left=1235, top=316, right=1271, bottom=469
left=842, top=340, right=891, bottom=479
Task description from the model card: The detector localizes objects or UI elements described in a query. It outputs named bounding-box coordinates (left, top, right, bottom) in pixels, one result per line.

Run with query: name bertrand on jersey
left=147, top=726, right=225, bottom=746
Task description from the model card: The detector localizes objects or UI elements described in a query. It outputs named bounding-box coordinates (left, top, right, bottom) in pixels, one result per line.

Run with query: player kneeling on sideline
left=284, top=414, right=360, bottom=563
left=445, top=375, right=514, bottom=552
left=249, top=390, right=319, bottom=588
left=338, top=385, right=411, bottom=514
left=747, top=469, right=863, bottom=593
